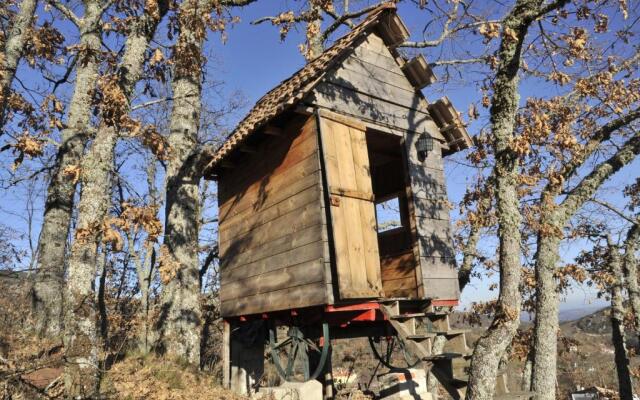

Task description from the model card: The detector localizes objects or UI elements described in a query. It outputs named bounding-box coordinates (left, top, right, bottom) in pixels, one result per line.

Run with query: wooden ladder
left=379, top=300, right=512, bottom=400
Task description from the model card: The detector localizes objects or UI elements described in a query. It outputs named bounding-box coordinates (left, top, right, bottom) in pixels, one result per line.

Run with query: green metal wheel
left=268, top=322, right=331, bottom=382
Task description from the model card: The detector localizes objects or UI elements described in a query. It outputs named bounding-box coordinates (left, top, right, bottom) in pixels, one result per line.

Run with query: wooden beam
left=263, top=125, right=283, bottom=136
left=239, top=145, right=258, bottom=154
left=222, top=320, right=230, bottom=389
left=401, top=55, right=436, bottom=89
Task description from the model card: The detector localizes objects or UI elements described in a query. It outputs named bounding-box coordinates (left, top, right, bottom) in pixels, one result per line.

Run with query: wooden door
left=318, top=112, right=383, bottom=299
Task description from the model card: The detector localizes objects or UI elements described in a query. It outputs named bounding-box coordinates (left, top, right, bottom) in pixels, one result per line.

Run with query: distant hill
left=569, top=306, right=611, bottom=334
left=558, top=305, right=608, bottom=322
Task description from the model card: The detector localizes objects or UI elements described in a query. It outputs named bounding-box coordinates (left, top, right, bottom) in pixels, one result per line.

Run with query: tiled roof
left=205, top=3, right=397, bottom=171
left=205, top=2, right=472, bottom=172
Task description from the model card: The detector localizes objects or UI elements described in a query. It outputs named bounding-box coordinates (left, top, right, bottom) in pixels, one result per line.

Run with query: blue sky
left=3, top=0, right=637, bottom=312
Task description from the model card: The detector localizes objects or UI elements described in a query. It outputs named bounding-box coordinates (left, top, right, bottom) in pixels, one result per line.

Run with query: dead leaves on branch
left=92, top=74, right=171, bottom=160
left=7, top=132, right=45, bottom=170
left=23, top=22, right=65, bottom=67
left=478, top=22, right=500, bottom=43
left=74, top=202, right=162, bottom=252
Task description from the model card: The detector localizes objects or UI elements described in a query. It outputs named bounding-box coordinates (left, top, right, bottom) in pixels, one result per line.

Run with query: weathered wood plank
left=219, top=132, right=320, bottom=217
left=319, top=116, right=383, bottom=299
left=221, top=184, right=321, bottom=243
left=383, top=277, right=418, bottom=298
left=310, top=84, right=440, bottom=137
left=222, top=241, right=325, bottom=282
left=325, top=68, right=424, bottom=111
left=336, top=57, right=415, bottom=93
left=415, top=218, right=456, bottom=259
left=346, top=50, right=406, bottom=81
left=221, top=258, right=325, bottom=301
left=220, top=282, right=330, bottom=317
left=411, top=197, right=451, bottom=221
left=219, top=199, right=323, bottom=253
left=219, top=159, right=320, bottom=225
left=419, top=256, right=458, bottom=279
left=221, top=223, right=325, bottom=268
left=381, top=252, right=417, bottom=281
left=362, top=32, right=396, bottom=57
left=218, top=115, right=317, bottom=201
left=419, top=255, right=459, bottom=300
left=422, top=278, right=460, bottom=300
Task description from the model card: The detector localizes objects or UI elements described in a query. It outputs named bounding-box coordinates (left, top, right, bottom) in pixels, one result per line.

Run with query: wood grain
left=218, top=114, right=330, bottom=317
left=318, top=115, right=383, bottom=299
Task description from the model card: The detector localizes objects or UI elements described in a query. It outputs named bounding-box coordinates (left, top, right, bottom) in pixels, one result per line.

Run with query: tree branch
left=560, top=133, right=640, bottom=218
left=590, top=198, right=639, bottom=224
left=558, top=107, right=640, bottom=182
left=47, top=0, right=81, bottom=27
left=321, top=2, right=386, bottom=40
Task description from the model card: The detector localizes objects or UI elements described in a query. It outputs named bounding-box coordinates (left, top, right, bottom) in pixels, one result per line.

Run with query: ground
left=0, top=272, right=635, bottom=399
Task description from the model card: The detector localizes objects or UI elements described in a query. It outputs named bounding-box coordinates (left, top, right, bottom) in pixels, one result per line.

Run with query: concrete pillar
left=228, top=321, right=265, bottom=395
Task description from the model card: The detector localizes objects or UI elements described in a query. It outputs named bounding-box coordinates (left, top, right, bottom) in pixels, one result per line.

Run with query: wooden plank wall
left=308, top=33, right=444, bottom=142
left=218, top=115, right=331, bottom=316
left=307, top=31, right=460, bottom=301
left=404, top=133, right=459, bottom=300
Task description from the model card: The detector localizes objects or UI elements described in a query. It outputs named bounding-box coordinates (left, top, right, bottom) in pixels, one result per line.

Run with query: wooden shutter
left=318, top=112, right=383, bottom=299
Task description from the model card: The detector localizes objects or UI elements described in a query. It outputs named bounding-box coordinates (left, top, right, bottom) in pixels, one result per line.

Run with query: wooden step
left=428, top=329, right=467, bottom=337
left=422, top=352, right=465, bottom=361
left=406, top=333, right=438, bottom=340
left=388, top=313, right=426, bottom=320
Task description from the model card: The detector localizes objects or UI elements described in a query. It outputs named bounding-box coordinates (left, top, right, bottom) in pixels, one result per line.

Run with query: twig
left=47, top=0, right=81, bottom=27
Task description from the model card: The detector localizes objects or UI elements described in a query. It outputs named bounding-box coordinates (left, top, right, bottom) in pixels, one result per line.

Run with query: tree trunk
left=306, top=2, right=323, bottom=60
left=521, top=352, right=533, bottom=392
left=62, top=1, right=168, bottom=394
left=32, top=0, right=168, bottom=339
left=63, top=126, right=116, bottom=398
left=459, top=207, right=485, bottom=291
left=0, top=0, right=38, bottom=128
left=31, top=0, right=103, bottom=339
left=531, top=209, right=561, bottom=400
left=623, top=224, right=640, bottom=337
left=465, top=1, right=543, bottom=398
left=156, top=0, right=207, bottom=366
left=609, top=243, right=634, bottom=400
left=428, top=335, right=446, bottom=400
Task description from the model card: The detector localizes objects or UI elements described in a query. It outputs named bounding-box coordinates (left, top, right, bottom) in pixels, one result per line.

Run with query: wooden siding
left=307, top=33, right=444, bottom=142
left=218, top=115, right=330, bottom=316
left=404, top=133, right=459, bottom=300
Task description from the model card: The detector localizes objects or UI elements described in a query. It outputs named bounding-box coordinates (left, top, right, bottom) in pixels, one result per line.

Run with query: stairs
left=379, top=300, right=512, bottom=400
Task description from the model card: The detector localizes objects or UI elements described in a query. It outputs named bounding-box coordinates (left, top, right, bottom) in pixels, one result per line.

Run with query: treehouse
left=203, top=4, right=481, bottom=398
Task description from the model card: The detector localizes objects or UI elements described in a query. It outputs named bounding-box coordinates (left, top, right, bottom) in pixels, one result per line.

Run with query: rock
left=378, top=369, right=431, bottom=400
left=253, top=380, right=323, bottom=400
left=21, top=367, right=63, bottom=389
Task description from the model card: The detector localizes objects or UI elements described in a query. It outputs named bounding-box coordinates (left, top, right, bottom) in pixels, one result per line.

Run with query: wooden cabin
left=203, top=4, right=472, bottom=318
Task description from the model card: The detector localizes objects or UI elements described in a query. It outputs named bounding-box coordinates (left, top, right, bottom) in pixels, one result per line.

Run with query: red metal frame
left=228, top=299, right=459, bottom=328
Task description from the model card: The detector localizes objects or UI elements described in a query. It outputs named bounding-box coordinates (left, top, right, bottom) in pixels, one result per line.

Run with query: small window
left=375, top=197, right=403, bottom=233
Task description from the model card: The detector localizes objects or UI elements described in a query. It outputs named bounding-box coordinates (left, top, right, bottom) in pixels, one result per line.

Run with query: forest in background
left=0, top=0, right=640, bottom=399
